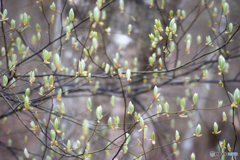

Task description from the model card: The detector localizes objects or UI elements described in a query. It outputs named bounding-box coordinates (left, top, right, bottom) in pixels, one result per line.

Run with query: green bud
left=3, top=75, right=8, bottom=86
left=119, top=0, right=124, bottom=12
left=92, top=37, right=98, bottom=49
left=67, top=140, right=72, bottom=152
left=2, top=9, right=7, bottom=19
left=152, top=132, right=155, bottom=145
left=155, top=30, right=160, bottom=37
left=50, top=129, right=56, bottom=140
left=149, top=56, right=154, bottom=66
left=172, top=142, right=177, bottom=152
left=214, top=122, right=218, bottom=134
left=180, top=98, right=186, bottom=111
left=87, top=98, right=92, bottom=110
left=154, top=85, right=158, bottom=95
left=227, top=143, right=231, bottom=152
left=30, top=121, right=35, bottom=128
left=62, top=132, right=65, bottom=140
left=3, top=117, right=7, bottom=124
left=54, top=53, right=61, bottom=69
left=78, top=59, right=85, bottom=74
left=93, top=7, right=100, bottom=23
left=133, top=57, right=138, bottom=66
left=10, top=19, right=15, bottom=30
left=181, top=10, right=186, bottom=19
left=224, top=3, right=229, bottom=16
left=8, top=139, right=12, bottom=146
left=42, top=50, right=51, bottom=63
left=196, top=35, right=201, bottom=45
left=218, top=55, right=226, bottom=71
left=218, top=100, right=223, bottom=107
left=206, top=35, right=212, bottom=45
left=233, top=88, right=239, bottom=104
left=222, top=112, right=227, bottom=121
left=193, top=93, right=198, bottom=104
left=126, top=69, right=131, bottom=81
left=69, top=8, right=74, bottom=21
left=82, top=120, right=89, bottom=136
left=169, top=10, right=173, bottom=18
left=24, top=96, right=30, bottom=109
left=190, top=152, right=195, bottom=160
left=186, top=40, right=191, bottom=52
left=157, top=104, right=162, bottom=114
left=101, top=10, right=106, bottom=20
left=149, top=33, right=155, bottom=41
left=229, top=23, right=233, bottom=33
left=46, top=156, right=52, bottom=160
left=50, top=2, right=56, bottom=12
left=52, top=118, right=59, bottom=131
left=96, top=106, right=102, bottom=121
left=213, top=7, right=218, bottom=17
left=37, top=32, right=41, bottom=41
left=139, top=117, right=144, bottom=127
left=24, top=148, right=29, bottom=158
left=108, top=117, right=112, bottom=128
left=111, top=95, right=116, bottom=107
left=128, top=24, right=132, bottom=34
left=161, top=0, right=165, bottom=9
left=195, top=124, right=201, bottom=136
left=128, top=101, right=134, bottom=115
left=76, top=140, right=81, bottom=149
left=126, top=133, right=131, bottom=144
left=175, top=130, right=180, bottom=141
left=39, top=86, right=44, bottom=96
left=169, top=18, right=175, bottom=31
left=155, top=19, right=161, bottom=30
left=31, top=35, right=36, bottom=45
left=163, top=102, right=169, bottom=112
left=1, top=47, right=5, bottom=56
left=105, top=63, right=110, bottom=74
left=36, top=23, right=41, bottom=32
left=25, top=88, right=30, bottom=96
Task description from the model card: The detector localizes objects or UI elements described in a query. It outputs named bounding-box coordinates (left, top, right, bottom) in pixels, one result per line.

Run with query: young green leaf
left=67, top=140, right=72, bottom=152
left=180, top=98, right=186, bottom=111
left=213, top=122, right=219, bottom=134
left=175, top=130, right=180, bottom=141
left=119, top=0, right=124, bottom=12
left=190, top=152, right=195, bottom=160
left=222, top=112, right=227, bottom=121
left=152, top=132, right=155, bottom=145
left=50, top=129, right=56, bottom=140
left=46, top=156, right=52, bottom=160
left=163, top=102, right=169, bottom=112
left=3, top=75, right=8, bottom=86
left=195, top=124, right=201, bottom=136
left=218, top=55, right=226, bottom=71
left=93, top=7, right=100, bottom=23
left=224, top=3, right=229, bottom=16
left=108, top=117, right=112, bottom=128
left=96, top=106, right=103, bottom=121
left=111, top=95, right=116, bottom=106
left=69, top=8, right=74, bottom=21
left=82, top=119, right=89, bottom=136
left=193, top=93, right=198, bottom=105
left=126, top=69, right=131, bottom=81
left=128, top=101, right=134, bottom=115
left=24, top=148, right=29, bottom=158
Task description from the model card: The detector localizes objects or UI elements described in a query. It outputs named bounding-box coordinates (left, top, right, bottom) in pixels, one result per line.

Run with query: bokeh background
left=0, top=0, right=240, bottom=159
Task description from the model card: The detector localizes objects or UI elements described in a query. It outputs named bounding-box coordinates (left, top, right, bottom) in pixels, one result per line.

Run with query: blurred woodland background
left=0, top=0, right=240, bottom=160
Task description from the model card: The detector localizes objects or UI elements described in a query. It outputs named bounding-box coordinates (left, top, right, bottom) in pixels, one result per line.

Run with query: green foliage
left=0, top=0, right=240, bottom=159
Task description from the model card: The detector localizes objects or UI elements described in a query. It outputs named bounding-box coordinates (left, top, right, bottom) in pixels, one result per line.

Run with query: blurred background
left=0, top=0, right=240, bottom=159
